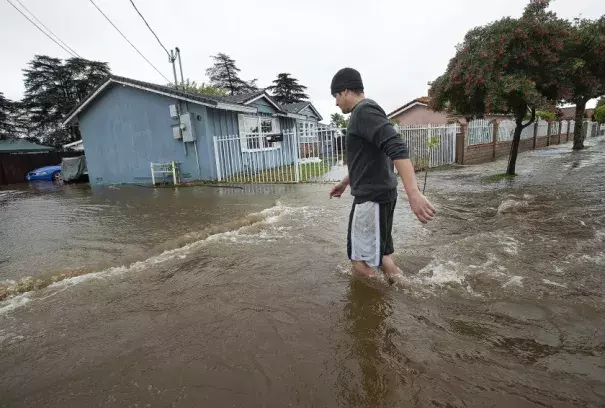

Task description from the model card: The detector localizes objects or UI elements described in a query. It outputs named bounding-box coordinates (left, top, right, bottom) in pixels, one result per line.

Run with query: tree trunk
left=572, top=99, right=587, bottom=150
left=506, top=121, right=523, bottom=175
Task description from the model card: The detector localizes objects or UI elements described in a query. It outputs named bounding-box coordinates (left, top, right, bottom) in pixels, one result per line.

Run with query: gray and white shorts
left=347, top=200, right=396, bottom=267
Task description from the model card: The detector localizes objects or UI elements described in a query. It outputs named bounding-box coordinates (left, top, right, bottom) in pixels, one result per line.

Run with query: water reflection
left=336, top=278, right=403, bottom=407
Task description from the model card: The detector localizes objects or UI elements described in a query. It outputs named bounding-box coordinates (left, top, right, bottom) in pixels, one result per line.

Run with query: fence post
left=533, top=121, right=538, bottom=150
left=558, top=120, right=562, bottom=144
left=546, top=121, right=552, bottom=146
left=213, top=136, right=222, bottom=181
left=172, top=161, right=178, bottom=185
left=566, top=120, right=571, bottom=142
left=456, top=123, right=467, bottom=165
left=292, top=127, right=301, bottom=183
left=492, top=121, right=498, bottom=161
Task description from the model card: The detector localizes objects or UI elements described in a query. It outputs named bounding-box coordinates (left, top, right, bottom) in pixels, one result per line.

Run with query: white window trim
left=238, top=115, right=282, bottom=153
left=297, top=119, right=318, bottom=139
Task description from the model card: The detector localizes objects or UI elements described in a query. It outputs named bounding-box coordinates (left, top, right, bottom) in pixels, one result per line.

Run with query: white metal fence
left=213, top=123, right=459, bottom=184
left=550, top=121, right=560, bottom=135
left=395, top=124, right=458, bottom=168
left=467, top=119, right=582, bottom=146
left=467, top=119, right=493, bottom=145
left=213, top=128, right=346, bottom=184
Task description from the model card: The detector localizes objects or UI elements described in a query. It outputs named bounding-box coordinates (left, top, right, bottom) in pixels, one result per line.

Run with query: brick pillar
left=546, top=121, right=552, bottom=146
left=533, top=121, right=538, bottom=150
left=456, top=124, right=467, bottom=165
left=492, top=121, right=499, bottom=161
left=558, top=120, right=562, bottom=144
left=566, top=120, right=571, bottom=142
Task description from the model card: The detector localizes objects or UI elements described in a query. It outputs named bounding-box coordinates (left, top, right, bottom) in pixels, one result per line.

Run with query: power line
left=87, top=0, right=172, bottom=84
left=127, top=0, right=170, bottom=58
left=12, top=0, right=81, bottom=58
left=5, top=0, right=77, bottom=58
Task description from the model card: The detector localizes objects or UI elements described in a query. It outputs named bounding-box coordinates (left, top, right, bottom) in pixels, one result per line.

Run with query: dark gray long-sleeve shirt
left=346, top=98, right=409, bottom=203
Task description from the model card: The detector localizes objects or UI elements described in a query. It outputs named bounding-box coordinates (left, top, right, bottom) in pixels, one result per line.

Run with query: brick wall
left=459, top=123, right=572, bottom=166
left=464, top=143, right=495, bottom=165
left=535, top=136, right=549, bottom=149
left=549, top=134, right=559, bottom=145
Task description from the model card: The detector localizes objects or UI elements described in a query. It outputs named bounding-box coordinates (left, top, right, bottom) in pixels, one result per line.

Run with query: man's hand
left=408, top=192, right=436, bottom=223
left=329, top=181, right=347, bottom=199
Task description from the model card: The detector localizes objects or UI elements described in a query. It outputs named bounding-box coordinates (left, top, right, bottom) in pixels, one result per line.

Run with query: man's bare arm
left=393, top=159, right=436, bottom=223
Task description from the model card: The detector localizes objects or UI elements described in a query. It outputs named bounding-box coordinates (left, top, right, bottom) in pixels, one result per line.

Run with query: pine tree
left=0, top=92, right=16, bottom=139
left=266, top=73, right=309, bottom=104
left=22, top=55, right=110, bottom=147
left=205, top=53, right=257, bottom=96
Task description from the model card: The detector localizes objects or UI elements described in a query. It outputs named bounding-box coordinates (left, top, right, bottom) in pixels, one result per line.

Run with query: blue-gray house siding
left=213, top=116, right=297, bottom=180
left=79, top=85, right=210, bottom=184
left=76, top=82, right=300, bottom=185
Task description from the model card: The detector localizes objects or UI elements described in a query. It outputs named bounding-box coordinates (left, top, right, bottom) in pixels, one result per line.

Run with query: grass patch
left=484, top=173, right=517, bottom=183
left=224, top=160, right=334, bottom=183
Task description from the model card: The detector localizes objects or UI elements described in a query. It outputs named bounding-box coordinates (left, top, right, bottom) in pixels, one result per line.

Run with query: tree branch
left=521, top=107, right=536, bottom=129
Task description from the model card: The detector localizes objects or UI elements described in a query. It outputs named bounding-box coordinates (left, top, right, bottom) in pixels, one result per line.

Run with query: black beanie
left=331, top=68, right=363, bottom=95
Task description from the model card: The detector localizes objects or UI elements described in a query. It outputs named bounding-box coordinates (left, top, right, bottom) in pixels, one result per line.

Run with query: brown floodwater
left=1, top=137, right=604, bottom=407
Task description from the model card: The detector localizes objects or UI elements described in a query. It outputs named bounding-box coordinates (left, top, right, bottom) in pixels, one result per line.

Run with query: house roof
left=211, top=90, right=266, bottom=105
left=0, top=138, right=55, bottom=153
left=387, top=97, right=431, bottom=119
left=62, top=75, right=259, bottom=126
left=280, top=101, right=323, bottom=121
left=558, top=106, right=595, bottom=120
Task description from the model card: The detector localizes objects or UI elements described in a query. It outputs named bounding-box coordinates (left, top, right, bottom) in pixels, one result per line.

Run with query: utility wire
left=127, top=0, right=170, bottom=58
left=87, top=0, right=172, bottom=84
left=5, top=0, right=77, bottom=58
left=12, top=0, right=81, bottom=58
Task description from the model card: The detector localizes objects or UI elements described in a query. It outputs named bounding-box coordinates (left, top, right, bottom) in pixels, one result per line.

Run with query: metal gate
left=213, top=128, right=345, bottom=183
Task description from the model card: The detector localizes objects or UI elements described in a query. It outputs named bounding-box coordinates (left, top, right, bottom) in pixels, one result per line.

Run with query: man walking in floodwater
left=328, top=68, right=436, bottom=282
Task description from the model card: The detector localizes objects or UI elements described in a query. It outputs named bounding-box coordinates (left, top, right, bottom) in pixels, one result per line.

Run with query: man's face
left=334, top=90, right=351, bottom=114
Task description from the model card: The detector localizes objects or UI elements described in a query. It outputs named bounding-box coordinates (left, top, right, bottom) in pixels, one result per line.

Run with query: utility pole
left=169, top=49, right=178, bottom=88
left=176, top=47, right=185, bottom=90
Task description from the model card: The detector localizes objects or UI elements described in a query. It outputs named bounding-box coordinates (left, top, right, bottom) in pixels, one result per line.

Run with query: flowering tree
left=561, top=17, right=605, bottom=149
left=429, top=0, right=571, bottom=175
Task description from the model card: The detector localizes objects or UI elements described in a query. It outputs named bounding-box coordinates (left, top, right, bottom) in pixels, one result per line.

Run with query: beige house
left=387, top=97, right=513, bottom=125
left=387, top=97, right=448, bottom=125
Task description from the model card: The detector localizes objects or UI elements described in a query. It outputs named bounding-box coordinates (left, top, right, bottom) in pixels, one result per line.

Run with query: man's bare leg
left=381, top=255, right=401, bottom=284
left=351, top=260, right=377, bottom=278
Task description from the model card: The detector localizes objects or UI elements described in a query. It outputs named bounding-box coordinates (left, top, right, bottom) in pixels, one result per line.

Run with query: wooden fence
left=0, top=151, right=81, bottom=185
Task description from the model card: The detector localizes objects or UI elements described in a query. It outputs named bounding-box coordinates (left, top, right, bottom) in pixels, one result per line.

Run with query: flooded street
left=1, top=137, right=605, bottom=407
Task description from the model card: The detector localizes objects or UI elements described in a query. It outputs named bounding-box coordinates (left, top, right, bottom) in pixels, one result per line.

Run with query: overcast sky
left=1, top=0, right=602, bottom=120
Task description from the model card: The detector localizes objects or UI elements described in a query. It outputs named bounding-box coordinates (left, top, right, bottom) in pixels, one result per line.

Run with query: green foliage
left=560, top=17, right=605, bottom=148
left=429, top=0, right=571, bottom=173
left=330, top=113, right=348, bottom=128
left=266, top=73, right=309, bottom=105
left=0, top=92, right=16, bottom=139
left=595, top=105, right=605, bottom=123
left=21, top=55, right=110, bottom=147
left=205, top=53, right=257, bottom=96
left=597, top=97, right=605, bottom=109
left=422, top=136, right=441, bottom=194
left=427, top=135, right=440, bottom=150
left=561, top=17, right=605, bottom=105
left=177, top=79, right=228, bottom=96
left=525, top=110, right=556, bottom=121
left=429, top=1, right=570, bottom=119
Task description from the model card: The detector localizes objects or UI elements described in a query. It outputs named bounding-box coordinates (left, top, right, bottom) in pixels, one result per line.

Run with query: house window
left=240, top=115, right=281, bottom=152
left=298, top=120, right=317, bottom=139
